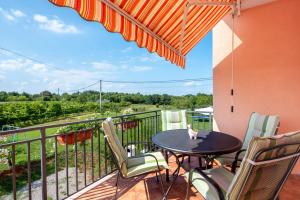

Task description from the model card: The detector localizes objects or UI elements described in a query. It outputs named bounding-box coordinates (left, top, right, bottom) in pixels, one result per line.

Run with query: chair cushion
left=226, top=131, right=300, bottom=200
left=243, top=113, right=279, bottom=149
left=126, top=151, right=169, bottom=178
left=102, top=118, right=128, bottom=175
left=161, top=110, right=187, bottom=131
left=185, top=167, right=234, bottom=200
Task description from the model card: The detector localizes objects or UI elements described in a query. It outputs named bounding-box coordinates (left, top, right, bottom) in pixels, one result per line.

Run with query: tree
left=40, top=91, right=53, bottom=101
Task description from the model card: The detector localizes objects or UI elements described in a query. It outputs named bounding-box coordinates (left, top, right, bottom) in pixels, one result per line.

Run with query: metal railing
left=0, top=110, right=161, bottom=200
left=186, top=110, right=213, bottom=131
left=0, top=109, right=212, bottom=200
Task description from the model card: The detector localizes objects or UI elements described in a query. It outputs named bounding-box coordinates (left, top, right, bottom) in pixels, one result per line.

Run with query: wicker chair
left=102, top=118, right=169, bottom=199
left=185, top=131, right=300, bottom=200
left=217, top=112, right=280, bottom=172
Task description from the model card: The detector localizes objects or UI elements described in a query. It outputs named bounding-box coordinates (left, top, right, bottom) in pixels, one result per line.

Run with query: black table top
left=152, top=129, right=242, bottom=156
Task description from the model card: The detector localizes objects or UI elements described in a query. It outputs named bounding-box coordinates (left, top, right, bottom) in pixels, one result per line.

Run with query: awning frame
left=178, top=0, right=240, bottom=55
left=100, top=0, right=185, bottom=60
left=100, top=0, right=241, bottom=59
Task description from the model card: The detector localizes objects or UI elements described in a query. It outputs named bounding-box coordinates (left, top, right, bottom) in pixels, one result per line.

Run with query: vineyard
left=0, top=101, right=131, bottom=128
left=0, top=91, right=212, bottom=128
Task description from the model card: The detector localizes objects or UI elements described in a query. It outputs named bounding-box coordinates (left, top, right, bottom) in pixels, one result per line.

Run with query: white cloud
left=0, top=58, right=31, bottom=70
left=120, top=65, right=128, bottom=69
left=0, top=8, right=15, bottom=21
left=33, top=14, right=79, bottom=34
left=122, top=54, right=161, bottom=64
left=138, top=54, right=160, bottom=62
left=0, top=58, right=49, bottom=73
left=0, top=49, right=14, bottom=56
left=20, top=81, right=28, bottom=86
left=184, top=81, right=202, bottom=87
left=30, top=63, right=48, bottom=73
left=11, top=9, right=25, bottom=17
left=130, top=66, right=153, bottom=72
left=91, top=61, right=117, bottom=71
left=121, top=47, right=132, bottom=53
left=0, top=73, right=5, bottom=81
left=0, top=8, right=26, bottom=21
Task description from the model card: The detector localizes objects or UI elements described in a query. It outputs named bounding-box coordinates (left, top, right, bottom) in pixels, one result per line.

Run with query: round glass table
left=152, top=129, right=242, bottom=199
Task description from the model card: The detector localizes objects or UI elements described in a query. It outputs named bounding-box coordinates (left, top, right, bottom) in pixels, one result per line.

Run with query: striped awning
left=49, top=0, right=235, bottom=68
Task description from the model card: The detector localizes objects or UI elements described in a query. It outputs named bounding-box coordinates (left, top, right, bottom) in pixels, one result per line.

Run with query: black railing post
left=98, top=127, right=101, bottom=178
left=120, top=116, right=124, bottom=146
left=40, top=128, right=47, bottom=200
left=12, top=144, right=16, bottom=200
left=155, top=111, right=159, bottom=133
left=91, top=129, right=94, bottom=182
left=209, top=112, right=212, bottom=131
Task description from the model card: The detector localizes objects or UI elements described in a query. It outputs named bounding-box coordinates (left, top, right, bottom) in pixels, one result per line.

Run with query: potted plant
left=0, top=136, right=12, bottom=167
left=119, top=109, right=140, bottom=130
left=56, top=120, right=99, bottom=145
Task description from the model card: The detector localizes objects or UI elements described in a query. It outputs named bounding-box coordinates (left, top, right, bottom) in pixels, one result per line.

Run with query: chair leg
left=158, top=170, right=165, bottom=196
left=115, top=172, right=120, bottom=200
left=156, top=172, right=159, bottom=182
left=185, top=176, right=191, bottom=200
left=164, top=150, right=169, bottom=182
left=231, top=160, right=237, bottom=173
left=199, top=157, right=203, bottom=168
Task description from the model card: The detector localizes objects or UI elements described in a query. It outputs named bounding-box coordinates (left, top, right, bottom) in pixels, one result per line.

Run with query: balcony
left=0, top=110, right=299, bottom=200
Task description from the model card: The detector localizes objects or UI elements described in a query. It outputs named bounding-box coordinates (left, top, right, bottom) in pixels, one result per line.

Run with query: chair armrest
left=120, top=154, right=164, bottom=175
left=124, top=142, right=156, bottom=153
left=124, top=141, right=154, bottom=148
left=187, top=168, right=225, bottom=200
left=231, top=149, right=246, bottom=173
left=234, top=149, right=246, bottom=161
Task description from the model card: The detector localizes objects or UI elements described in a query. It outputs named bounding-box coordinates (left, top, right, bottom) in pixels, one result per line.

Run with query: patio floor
left=75, top=156, right=300, bottom=200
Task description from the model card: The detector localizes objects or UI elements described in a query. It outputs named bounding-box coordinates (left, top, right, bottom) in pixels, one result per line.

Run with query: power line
left=63, top=78, right=212, bottom=93
left=106, top=83, right=211, bottom=89
left=0, top=46, right=212, bottom=93
left=64, top=80, right=100, bottom=93
left=0, top=47, right=77, bottom=74
left=102, top=78, right=211, bottom=84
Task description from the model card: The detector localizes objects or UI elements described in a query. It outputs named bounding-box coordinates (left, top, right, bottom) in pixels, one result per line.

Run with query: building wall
left=212, top=0, right=300, bottom=174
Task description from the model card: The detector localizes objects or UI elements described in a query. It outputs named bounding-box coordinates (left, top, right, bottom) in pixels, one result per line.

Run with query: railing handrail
left=186, top=111, right=213, bottom=113
left=0, top=110, right=161, bottom=136
left=0, top=108, right=214, bottom=200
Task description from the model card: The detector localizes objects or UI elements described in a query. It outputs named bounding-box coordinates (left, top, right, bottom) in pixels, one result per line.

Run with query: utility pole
left=99, top=80, right=102, bottom=113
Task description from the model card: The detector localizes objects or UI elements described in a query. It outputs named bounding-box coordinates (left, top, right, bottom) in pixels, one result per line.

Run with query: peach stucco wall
left=212, top=0, right=300, bottom=174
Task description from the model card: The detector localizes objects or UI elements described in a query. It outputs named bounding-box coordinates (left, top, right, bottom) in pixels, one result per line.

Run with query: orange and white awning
left=49, top=0, right=236, bottom=68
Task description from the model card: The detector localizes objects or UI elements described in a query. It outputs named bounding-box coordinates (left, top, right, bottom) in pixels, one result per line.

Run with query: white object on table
left=187, top=124, right=198, bottom=140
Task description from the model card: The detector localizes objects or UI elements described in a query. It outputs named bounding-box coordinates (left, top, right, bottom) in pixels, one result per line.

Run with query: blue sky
left=0, top=0, right=212, bottom=95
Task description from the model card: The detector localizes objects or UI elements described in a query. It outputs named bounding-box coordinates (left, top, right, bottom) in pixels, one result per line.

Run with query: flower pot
left=57, top=128, right=93, bottom=145
left=120, top=120, right=139, bottom=130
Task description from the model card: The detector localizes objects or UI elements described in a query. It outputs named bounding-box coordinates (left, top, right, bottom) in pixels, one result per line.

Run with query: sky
left=0, top=0, right=213, bottom=95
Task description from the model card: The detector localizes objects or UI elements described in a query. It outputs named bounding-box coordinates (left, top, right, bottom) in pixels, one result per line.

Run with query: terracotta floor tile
left=76, top=156, right=300, bottom=200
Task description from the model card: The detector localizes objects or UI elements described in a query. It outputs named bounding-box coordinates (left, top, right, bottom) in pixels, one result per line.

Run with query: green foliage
left=0, top=90, right=212, bottom=127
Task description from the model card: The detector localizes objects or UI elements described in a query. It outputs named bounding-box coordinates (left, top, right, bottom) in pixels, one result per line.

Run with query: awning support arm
left=179, top=3, right=190, bottom=54
left=99, top=0, right=185, bottom=59
left=188, top=0, right=235, bottom=6
left=188, top=0, right=241, bottom=16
